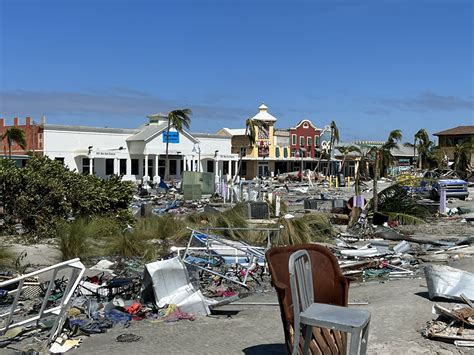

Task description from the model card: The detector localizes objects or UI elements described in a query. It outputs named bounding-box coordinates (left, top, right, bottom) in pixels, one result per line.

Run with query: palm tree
left=404, top=128, right=435, bottom=169
left=1, top=127, right=27, bottom=159
left=313, top=148, right=329, bottom=174
left=328, top=120, right=340, bottom=178
left=164, top=109, right=192, bottom=179
left=235, top=118, right=262, bottom=179
left=337, top=145, right=362, bottom=175
left=370, top=129, right=402, bottom=212
left=453, top=138, right=472, bottom=178
left=354, top=148, right=371, bottom=196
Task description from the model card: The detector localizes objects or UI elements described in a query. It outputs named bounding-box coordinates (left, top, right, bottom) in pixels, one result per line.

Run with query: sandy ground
left=1, top=185, right=473, bottom=354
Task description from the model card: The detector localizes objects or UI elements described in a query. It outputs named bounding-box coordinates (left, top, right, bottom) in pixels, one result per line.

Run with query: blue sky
left=0, top=0, right=472, bottom=142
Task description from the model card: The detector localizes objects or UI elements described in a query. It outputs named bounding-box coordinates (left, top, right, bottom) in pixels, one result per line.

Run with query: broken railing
left=0, top=258, right=85, bottom=344
left=179, top=227, right=280, bottom=287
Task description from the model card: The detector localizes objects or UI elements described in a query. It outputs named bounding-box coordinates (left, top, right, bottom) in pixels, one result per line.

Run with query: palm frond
left=383, top=212, right=426, bottom=225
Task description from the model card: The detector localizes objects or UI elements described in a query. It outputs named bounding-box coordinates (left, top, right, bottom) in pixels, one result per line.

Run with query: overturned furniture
left=267, top=244, right=350, bottom=354
left=289, top=250, right=370, bottom=355
left=0, top=258, right=85, bottom=345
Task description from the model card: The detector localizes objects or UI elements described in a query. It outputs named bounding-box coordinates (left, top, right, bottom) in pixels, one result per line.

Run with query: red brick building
left=289, top=119, right=321, bottom=158
left=0, top=117, right=44, bottom=161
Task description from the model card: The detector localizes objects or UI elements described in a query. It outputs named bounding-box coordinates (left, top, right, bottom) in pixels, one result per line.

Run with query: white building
left=43, top=115, right=239, bottom=182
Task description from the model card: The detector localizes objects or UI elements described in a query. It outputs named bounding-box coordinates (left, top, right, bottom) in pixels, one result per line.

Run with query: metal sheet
left=424, top=265, right=474, bottom=301
left=141, top=257, right=210, bottom=316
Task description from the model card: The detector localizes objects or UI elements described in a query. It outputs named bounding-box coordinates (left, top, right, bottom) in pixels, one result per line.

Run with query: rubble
left=0, top=172, right=472, bottom=353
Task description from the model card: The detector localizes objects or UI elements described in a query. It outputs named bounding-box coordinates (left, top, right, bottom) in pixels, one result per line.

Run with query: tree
left=235, top=118, right=262, bottom=179
left=453, top=138, right=472, bottom=178
left=1, top=127, right=27, bottom=159
left=328, top=120, right=340, bottom=177
left=353, top=149, right=371, bottom=196
left=336, top=145, right=362, bottom=174
left=404, top=128, right=435, bottom=169
left=313, top=148, right=329, bottom=175
left=369, top=129, right=402, bottom=212
left=163, top=109, right=192, bottom=179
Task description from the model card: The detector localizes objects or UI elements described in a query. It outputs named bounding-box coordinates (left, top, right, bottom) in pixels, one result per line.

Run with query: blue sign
left=163, top=131, right=180, bottom=143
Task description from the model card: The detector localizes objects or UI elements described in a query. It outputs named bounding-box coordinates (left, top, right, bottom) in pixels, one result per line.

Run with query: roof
left=251, top=103, right=277, bottom=122
left=192, top=132, right=231, bottom=139
left=126, top=123, right=168, bottom=141
left=333, top=141, right=417, bottom=157
left=126, top=123, right=199, bottom=144
left=290, top=119, right=319, bottom=130
left=43, top=124, right=138, bottom=135
left=218, top=128, right=247, bottom=136
left=433, top=126, right=474, bottom=136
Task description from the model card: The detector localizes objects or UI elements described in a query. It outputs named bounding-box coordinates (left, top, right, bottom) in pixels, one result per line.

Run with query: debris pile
left=423, top=265, right=474, bottom=346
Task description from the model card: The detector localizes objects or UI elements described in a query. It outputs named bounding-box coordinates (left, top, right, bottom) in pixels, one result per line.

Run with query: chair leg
left=292, top=322, right=300, bottom=355
left=302, top=325, right=312, bottom=355
left=360, top=322, right=370, bottom=355
left=348, top=329, right=361, bottom=355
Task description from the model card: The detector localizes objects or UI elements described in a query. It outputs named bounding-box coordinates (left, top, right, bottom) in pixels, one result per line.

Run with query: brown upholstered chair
left=266, top=244, right=349, bottom=355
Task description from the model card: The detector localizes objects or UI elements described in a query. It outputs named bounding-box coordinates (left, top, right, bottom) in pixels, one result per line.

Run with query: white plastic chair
left=289, top=250, right=371, bottom=355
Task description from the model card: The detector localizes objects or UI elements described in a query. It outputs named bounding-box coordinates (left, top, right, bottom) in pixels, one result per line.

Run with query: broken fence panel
left=0, top=258, right=85, bottom=344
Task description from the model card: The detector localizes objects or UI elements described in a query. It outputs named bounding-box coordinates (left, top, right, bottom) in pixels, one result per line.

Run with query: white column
left=89, top=158, right=94, bottom=175
left=234, top=160, right=238, bottom=176
left=214, top=159, right=219, bottom=176
left=154, top=155, right=159, bottom=177
left=144, top=154, right=149, bottom=179
left=126, top=157, right=131, bottom=176
left=228, top=159, right=232, bottom=176
left=199, top=159, right=203, bottom=172
left=177, top=157, right=182, bottom=177
left=115, top=157, right=119, bottom=175
left=183, top=156, right=187, bottom=172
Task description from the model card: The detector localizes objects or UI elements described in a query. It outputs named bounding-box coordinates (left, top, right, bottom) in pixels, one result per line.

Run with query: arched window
left=283, top=147, right=288, bottom=158
left=275, top=147, right=280, bottom=158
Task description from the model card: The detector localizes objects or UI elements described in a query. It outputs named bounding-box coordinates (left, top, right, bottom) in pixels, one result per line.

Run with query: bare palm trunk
left=340, top=155, right=348, bottom=175
left=313, top=151, right=323, bottom=173
left=8, top=142, right=12, bottom=159
left=234, top=126, right=249, bottom=181
left=373, top=151, right=379, bottom=212
left=164, top=118, right=171, bottom=180
left=234, top=147, right=244, bottom=181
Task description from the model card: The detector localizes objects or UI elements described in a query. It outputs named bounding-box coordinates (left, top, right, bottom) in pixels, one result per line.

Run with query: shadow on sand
left=242, top=343, right=286, bottom=354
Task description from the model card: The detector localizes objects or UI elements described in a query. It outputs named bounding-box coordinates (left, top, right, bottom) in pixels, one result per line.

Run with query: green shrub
left=56, top=216, right=124, bottom=261
left=57, top=219, right=92, bottom=261
left=0, top=156, right=134, bottom=238
left=107, top=233, right=144, bottom=259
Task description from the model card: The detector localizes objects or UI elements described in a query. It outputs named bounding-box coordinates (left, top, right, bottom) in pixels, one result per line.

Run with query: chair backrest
left=289, top=250, right=314, bottom=318
left=266, top=244, right=349, bottom=355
